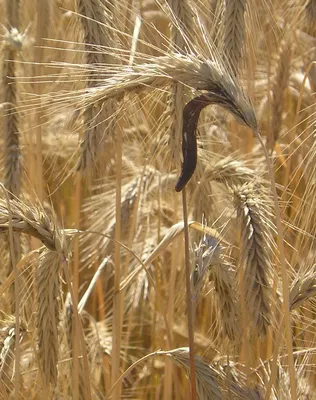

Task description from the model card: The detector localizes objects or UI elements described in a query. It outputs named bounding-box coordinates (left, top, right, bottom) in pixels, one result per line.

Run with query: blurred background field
left=0, top=0, right=316, bottom=399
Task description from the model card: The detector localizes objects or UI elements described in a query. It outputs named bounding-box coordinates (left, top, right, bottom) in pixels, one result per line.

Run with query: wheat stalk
left=163, top=0, right=193, bottom=168
left=269, top=39, right=292, bottom=151
left=62, top=292, right=87, bottom=399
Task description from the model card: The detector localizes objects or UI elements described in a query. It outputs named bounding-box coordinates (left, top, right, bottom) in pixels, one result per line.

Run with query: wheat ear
left=232, top=182, right=272, bottom=335
left=210, top=261, right=241, bottom=342
left=0, top=198, right=66, bottom=252
left=0, top=316, right=26, bottom=395
left=223, top=0, right=247, bottom=76
left=82, top=166, right=155, bottom=267
left=2, top=27, right=21, bottom=198
left=36, top=248, right=63, bottom=387
left=2, top=3, right=22, bottom=287
left=290, top=266, right=316, bottom=310
left=166, top=348, right=222, bottom=399
left=36, top=54, right=256, bottom=126
left=203, top=156, right=260, bottom=186
left=0, top=197, right=67, bottom=387
left=306, top=0, right=316, bottom=27
left=76, top=0, right=116, bottom=171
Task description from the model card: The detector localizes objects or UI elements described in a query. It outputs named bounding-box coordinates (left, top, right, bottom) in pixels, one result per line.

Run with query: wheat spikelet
left=223, top=0, right=247, bottom=76
left=306, top=0, right=316, bottom=25
left=160, top=350, right=265, bottom=399
left=42, top=110, right=80, bottom=160
left=0, top=315, right=26, bottom=391
left=277, top=364, right=315, bottom=400
left=191, top=234, right=222, bottom=300
left=2, top=28, right=22, bottom=198
left=76, top=0, right=116, bottom=171
left=215, top=360, right=264, bottom=399
left=290, top=266, right=316, bottom=310
left=210, top=261, right=241, bottom=342
left=203, top=156, right=261, bottom=186
left=0, top=198, right=66, bottom=253
left=2, top=2, right=23, bottom=284
left=82, top=165, right=155, bottom=265
left=190, top=231, right=240, bottom=341
left=36, top=249, right=63, bottom=387
left=232, top=182, right=272, bottom=335
left=166, top=348, right=222, bottom=399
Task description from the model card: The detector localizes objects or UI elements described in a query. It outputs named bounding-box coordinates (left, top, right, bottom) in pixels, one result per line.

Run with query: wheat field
left=0, top=0, right=315, bottom=399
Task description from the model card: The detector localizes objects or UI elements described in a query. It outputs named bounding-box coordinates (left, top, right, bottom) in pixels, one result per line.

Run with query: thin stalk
left=181, top=188, right=197, bottom=400
left=265, top=316, right=285, bottom=400
left=255, top=131, right=296, bottom=399
left=163, top=194, right=179, bottom=400
left=105, top=351, right=164, bottom=400
left=62, top=261, right=92, bottom=400
left=34, top=0, right=50, bottom=201
left=121, top=168, right=146, bottom=374
left=72, top=173, right=81, bottom=399
left=111, top=121, right=123, bottom=399
left=1, top=185, right=20, bottom=399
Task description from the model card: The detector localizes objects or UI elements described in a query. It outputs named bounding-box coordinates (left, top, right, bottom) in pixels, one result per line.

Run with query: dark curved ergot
left=175, top=86, right=257, bottom=192
left=175, top=95, right=210, bottom=192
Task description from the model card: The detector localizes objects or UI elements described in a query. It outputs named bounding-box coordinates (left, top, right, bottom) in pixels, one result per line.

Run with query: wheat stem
left=255, top=130, right=296, bottom=399
left=62, top=261, right=92, bottom=400
left=182, top=188, right=197, bottom=400
left=111, top=120, right=123, bottom=399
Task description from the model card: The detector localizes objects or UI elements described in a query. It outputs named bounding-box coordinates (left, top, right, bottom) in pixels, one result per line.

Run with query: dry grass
left=0, top=0, right=316, bottom=399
